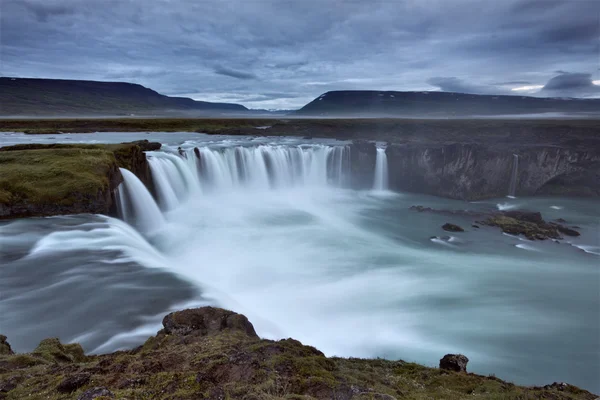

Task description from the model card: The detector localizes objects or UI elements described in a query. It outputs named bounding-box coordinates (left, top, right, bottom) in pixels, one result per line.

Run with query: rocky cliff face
left=348, top=142, right=600, bottom=200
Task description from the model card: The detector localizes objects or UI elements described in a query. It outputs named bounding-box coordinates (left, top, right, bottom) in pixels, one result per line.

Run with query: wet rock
left=483, top=215, right=559, bottom=240
left=472, top=224, right=480, bottom=228
left=502, top=210, right=543, bottom=224
left=178, top=146, right=186, bottom=157
left=76, top=387, right=115, bottom=400
left=0, top=336, right=13, bottom=355
left=555, top=224, right=580, bottom=237
left=56, top=373, right=91, bottom=393
left=555, top=218, right=567, bottom=223
left=442, top=223, right=464, bottom=232
left=439, top=354, right=469, bottom=372
left=194, top=147, right=201, bottom=159
left=162, top=307, right=258, bottom=338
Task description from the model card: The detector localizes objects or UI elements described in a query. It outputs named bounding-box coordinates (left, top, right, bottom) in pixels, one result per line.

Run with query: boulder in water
left=442, top=223, right=464, bottom=232
left=439, top=354, right=469, bottom=372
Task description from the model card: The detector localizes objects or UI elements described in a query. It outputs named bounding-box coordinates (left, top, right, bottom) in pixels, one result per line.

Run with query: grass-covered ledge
left=0, top=142, right=158, bottom=219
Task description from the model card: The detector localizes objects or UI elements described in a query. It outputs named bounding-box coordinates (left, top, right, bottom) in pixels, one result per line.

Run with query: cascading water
left=117, top=168, right=165, bottom=233
left=373, top=147, right=389, bottom=191
left=147, top=144, right=352, bottom=196
left=508, top=154, right=519, bottom=198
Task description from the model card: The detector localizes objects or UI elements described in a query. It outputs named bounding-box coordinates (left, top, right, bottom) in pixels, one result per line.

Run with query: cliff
left=0, top=141, right=159, bottom=219
left=0, top=307, right=596, bottom=400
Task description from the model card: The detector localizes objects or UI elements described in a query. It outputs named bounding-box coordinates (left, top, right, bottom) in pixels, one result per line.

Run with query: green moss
left=0, top=147, right=117, bottom=206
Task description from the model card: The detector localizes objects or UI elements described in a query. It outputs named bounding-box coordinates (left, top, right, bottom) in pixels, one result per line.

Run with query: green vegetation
left=0, top=307, right=596, bottom=400
left=0, top=142, right=150, bottom=218
left=0, top=146, right=117, bottom=206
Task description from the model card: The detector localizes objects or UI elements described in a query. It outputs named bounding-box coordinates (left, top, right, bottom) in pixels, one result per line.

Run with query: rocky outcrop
left=0, top=336, right=13, bottom=356
left=439, top=354, right=469, bottom=372
left=0, top=307, right=597, bottom=399
left=385, top=144, right=600, bottom=200
left=161, top=307, right=258, bottom=338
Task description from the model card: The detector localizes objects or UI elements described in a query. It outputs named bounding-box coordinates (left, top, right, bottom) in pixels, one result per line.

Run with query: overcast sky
left=1, top=0, right=599, bottom=109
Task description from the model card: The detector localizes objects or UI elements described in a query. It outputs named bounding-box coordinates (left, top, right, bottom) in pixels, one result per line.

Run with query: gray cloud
left=1, top=0, right=599, bottom=108
left=427, top=77, right=509, bottom=95
left=214, top=66, right=257, bottom=80
left=541, top=72, right=600, bottom=97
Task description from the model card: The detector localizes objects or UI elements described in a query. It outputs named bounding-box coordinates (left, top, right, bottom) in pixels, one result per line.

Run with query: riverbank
left=0, top=306, right=596, bottom=400
left=1, top=118, right=600, bottom=148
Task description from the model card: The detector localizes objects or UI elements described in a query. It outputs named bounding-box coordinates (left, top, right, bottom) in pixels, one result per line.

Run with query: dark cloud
left=541, top=72, right=600, bottom=97
left=213, top=66, right=257, bottom=80
left=0, top=0, right=598, bottom=108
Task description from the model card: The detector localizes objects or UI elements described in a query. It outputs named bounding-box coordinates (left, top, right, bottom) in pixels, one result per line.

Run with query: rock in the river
left=0, top=335, right=13, bottom=355
left=555, top=224, right=581, bottom=237
left=502, top=210, right=543, bottom=224
left=77, top=387, right=115, bottom=400
left=162, top=306, right=258, bottom=338
left=439, top=354, right=469, bottom=372
left=442, top=223, right=464, bottom=232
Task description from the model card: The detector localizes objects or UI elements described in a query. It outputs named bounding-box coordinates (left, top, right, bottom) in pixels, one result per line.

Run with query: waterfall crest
left=117, top=168, right=165, bottom=233
left=373, top=147, right=389, bottom=191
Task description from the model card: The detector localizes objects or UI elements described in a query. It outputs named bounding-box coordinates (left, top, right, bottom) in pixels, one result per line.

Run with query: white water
left=373, top=147, right=389, bottom=191
left=117, top=168, right=165, bottom=233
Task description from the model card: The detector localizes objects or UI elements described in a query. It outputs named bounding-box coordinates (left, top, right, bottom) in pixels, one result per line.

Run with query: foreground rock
left=0, top=307, right=596, bottom=400
left=440, top=354, right=469, bottom=372
left=0, top=142, right=159, bottom=219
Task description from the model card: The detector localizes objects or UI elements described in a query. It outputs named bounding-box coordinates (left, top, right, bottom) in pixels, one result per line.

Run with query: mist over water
left=0, top=132, right=598, bottom=392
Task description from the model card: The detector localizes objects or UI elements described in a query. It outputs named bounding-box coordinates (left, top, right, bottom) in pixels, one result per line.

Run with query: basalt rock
left=439, top=354, right=469, bottom=373
left=57, top=373, right=91, bottom=393
left=442, top=223, right=464, bottom=232
left=126, top=140, right=162, bottom=152
left=162, top=307, right=258, bottom=338
left=77, top=387, right=115, bottom=400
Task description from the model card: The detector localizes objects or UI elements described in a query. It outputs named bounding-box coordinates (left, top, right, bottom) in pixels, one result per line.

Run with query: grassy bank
left=0, top=142, right=152, bottom=219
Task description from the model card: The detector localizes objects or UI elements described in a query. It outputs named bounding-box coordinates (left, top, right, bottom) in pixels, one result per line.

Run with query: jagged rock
left=77, top=387, right=115, bottom=400
left=483, top=215, right=560, bottom=240
left=442, top=223, right=464, bottom=232
left=194, top=147, right=201, bottom=159
left=0, top=336, right=13, bottom=355
left=555, top=224, right=581, bottom=237
left=56, top=373, right=91, bottom=393
left=32, top=338, right=86, bottom=363
left=162, top=307, right=258, bottom=338
left=439, top=354, right=469, bottom=372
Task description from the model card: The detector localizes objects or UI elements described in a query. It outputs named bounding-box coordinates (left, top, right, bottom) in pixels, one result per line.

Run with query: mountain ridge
left=296, top=90, right=600, bottom=117
left=0, top=77, right=248, bottom=117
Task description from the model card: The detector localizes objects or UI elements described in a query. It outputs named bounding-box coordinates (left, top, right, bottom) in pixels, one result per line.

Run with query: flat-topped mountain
left=296, top=90, right=600, bottom=117
left=0, top=77, right=248, bottom=117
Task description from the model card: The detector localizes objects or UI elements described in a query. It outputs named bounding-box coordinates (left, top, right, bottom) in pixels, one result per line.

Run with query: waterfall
left=117, top=168, right=165, bottom=233
left=148, top=152, right=201, bottom=210
left=373, top=147, right=389, bottom=191
left=192, top=144, right=350, bottom=192
left=508, top=154, right=519, bottom=198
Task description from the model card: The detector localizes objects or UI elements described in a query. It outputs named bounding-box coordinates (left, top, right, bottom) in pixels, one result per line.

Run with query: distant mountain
left=0, top=77, right=248, bottom=116
left=296, top=90, right=600, bottom=117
